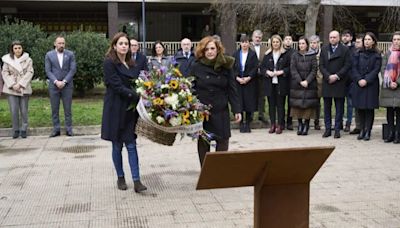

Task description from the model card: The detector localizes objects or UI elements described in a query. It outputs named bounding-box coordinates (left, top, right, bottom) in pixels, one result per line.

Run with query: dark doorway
left=181, top=15, right=213, bottom=41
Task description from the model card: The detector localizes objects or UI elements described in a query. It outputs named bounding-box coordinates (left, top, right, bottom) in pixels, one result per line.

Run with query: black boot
left=384, top=131, right=395, bottom=143
left=134, top=180, right=147, bottom=193
left=344, top=123, right=351, bottom=132
left=302, top=120, right=310, bottom=135
left=357, top=130, right=365, bottom=140
left=314, top=119, right=321, bottom=130
left=12, top=130, right=20, bottom=139
left=297, top=119, right=303, bottom=135
left=117, top=176, right=127, bottom=190
left=246, top=122, right=252, bottom=133
left=363, top=130, right=371, bottom=141
left=394, top=131, right=400, bottom=144
left=239, top=122, right=245, bottom=133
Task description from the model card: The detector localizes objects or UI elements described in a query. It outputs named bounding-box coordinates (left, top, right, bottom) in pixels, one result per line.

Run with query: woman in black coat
left=289, top=37, right=318, bottom=136
left=190, top=36, right=242, bottom=166
left=101, top=32, right=147, bottom=193
left=260, top=34, right=291, bottom=134
left=352, top=32, right=382, bottom=141
left=233, top=35, right=258, bottom=133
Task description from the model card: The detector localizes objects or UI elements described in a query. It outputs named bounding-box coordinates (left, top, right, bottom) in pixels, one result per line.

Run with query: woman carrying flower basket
left=190, top=36, right=242, bottom=166
left=101, top=32, right=147, bottom=193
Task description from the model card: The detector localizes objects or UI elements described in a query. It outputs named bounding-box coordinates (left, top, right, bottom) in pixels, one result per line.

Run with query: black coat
left=174, top=50, right=195, bottom=77
left=260, top=50, right=291, bottom=96
left=101, top=58, right=139, bottom=143
left=132, top=52, right=148, bottom=76
left=190, top=61, right=241, bottom=139
left=233, top=49, right=258, bottom=112
left=319, top=43, right=352, bottom=98
left=351, top=49, right=382, bottom=109
left=289, top=51, right=319, bottom=109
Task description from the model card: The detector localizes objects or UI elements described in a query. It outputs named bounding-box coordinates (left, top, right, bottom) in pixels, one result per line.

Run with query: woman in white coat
left=1, top=41, right=34, bottom=138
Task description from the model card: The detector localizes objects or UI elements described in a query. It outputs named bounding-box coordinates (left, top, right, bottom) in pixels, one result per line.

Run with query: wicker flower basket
left=135, top=117, right=177, bottom=146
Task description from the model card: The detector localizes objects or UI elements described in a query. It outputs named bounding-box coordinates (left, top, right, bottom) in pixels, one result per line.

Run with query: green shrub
left=65, top=30, right=109, bottom=96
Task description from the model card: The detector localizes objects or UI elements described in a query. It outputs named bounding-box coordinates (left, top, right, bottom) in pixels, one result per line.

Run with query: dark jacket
left=132, top=52, right=148, bottom=76
left=319, top=43, right=352, bottom=98
left=351, top=48, right=382, bottom=109
left=289, top=51, right=319, bottom=109
left=101, top=58, right=139, bottom=143
left=190, top=60, right=241, bottom=139
left=260, top=49, right=291, bottom=96
left=174, top=50, right=195, bottom=77
left=233, top=49, right=259, bottom=112
left=379, top=50, right=400, bottom=107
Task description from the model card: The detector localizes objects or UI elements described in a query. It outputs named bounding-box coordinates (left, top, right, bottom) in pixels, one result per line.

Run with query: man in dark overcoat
left=130, top=39, right=148, bottom=75
left=320, top=30, right=352, bottom=138
left=174, top=38, right=195, bottom=77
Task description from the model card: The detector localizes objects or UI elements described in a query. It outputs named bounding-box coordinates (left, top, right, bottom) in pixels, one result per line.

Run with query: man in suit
left=45, top=36, right=76, bottom=137
left=250, top=29, right=269, bottom=124
left=320, top=30, right=352, bottom=139
left=174, top=38, right=195, bottom=77
left=130, top=38, right=148, bottom=75
left=283, top=35, right=295, bottom=130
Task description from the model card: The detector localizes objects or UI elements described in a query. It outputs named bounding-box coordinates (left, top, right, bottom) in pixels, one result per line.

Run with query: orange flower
left=173, top=68, right=183, bottom=77
left=183, top=110, right=190, bottom=119
left=143, top=81, right=154, bottom=89
left=152, top=97, right=164, bottom=106
left=169, top=80, right=179, bottom=89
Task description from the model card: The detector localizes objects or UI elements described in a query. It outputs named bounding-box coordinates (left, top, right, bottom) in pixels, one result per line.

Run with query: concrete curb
left=0, top=117, right=387, bottom=137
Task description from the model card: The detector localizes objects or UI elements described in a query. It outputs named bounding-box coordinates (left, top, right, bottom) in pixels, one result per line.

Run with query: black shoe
left=12, top=130, right=19, bottom=139
left=394, top=131, right=400, bottom=144
left=357, top=130, right=365, bottom=140
left=245, top=123, right=251, bottom=133
left=384, top=131, right=395, bottom=143
left=134, top=180, right=147, bottom=193
left=302, top=121, right=310, bottom=136
left=322, top=130, right=331, bottom=138
left=49, top=131, right=61, bottom=137
left=66, top=131, right=74, bottom=137
left=344, top=124, right=350, bottom=132
left=363, top=131, right=371, bottom=141
left=334, top=130, right=341, bottom=138
left=286, top=123, right=294, bottom=131
left=350, top=128, right=361, bottom=135
left=297, top=123, right=303, bottom=135
left=20, top=131, right=27, bottom=138
left=239, top=122, right=245, bottom=133
left=117, top=177, right=127, bottom=190
left=314, top=120, right=321, bottom=130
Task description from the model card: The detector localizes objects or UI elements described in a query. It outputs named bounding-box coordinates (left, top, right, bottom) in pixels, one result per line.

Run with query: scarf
left=200, top=53, right=235, bottom=71
left=383, top=45, right=400, bottom=88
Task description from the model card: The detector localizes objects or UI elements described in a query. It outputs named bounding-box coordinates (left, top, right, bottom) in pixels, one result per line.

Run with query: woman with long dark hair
left=352, top=32, right=382, bottom=141
left=101, top=32, right=147, bottom=192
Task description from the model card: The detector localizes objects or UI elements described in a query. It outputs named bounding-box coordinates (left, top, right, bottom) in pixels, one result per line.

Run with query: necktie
left=185, top=52, right=189, bottom=59
left=332, top=46, right=337, bottom=53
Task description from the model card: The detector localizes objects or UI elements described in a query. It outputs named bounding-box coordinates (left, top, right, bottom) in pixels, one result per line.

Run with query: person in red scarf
left=380, top=31, right=400, bottom=143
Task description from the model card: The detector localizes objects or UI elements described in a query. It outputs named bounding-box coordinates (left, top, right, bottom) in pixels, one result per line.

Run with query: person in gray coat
left=380, top=31, right=400, bottom=143
left=45, top=36, right=76, bottom=137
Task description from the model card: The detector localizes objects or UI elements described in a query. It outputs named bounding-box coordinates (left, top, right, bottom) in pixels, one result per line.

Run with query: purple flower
left=139, top=70, right=149, bottom=80
left=164, top=109, right=178, bottom=120
left=159, top=66, right=167, bottom=75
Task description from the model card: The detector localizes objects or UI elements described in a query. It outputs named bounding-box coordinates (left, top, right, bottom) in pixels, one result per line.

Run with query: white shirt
left=56, top=50, right=63, bottom=68
left=272, top=51, right=280, bottom=84
left=253, top=45, right=260, bottom=59
left=240, top=51, right=248, bottom=74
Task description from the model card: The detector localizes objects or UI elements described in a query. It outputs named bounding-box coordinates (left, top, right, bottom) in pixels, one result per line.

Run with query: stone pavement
left=0, top=127, right=399, bottom=228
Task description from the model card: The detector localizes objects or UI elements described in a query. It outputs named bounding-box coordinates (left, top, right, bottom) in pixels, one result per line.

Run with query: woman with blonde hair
left=190, top=36, right=242, bottom=166
left=260, top=35, right=291, bottom=134
left=1, top=41, right=34, bottom=139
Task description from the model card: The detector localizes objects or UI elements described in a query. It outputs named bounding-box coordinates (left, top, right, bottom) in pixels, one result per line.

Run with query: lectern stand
left=196, top=146, right=334, bottom=228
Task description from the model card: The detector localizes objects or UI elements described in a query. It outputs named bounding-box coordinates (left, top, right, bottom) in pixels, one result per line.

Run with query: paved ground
left=0, top=126, right=399, bottom=228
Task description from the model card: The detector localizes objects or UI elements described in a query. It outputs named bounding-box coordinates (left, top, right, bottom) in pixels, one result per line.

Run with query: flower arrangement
left=135, top=64, right=211, bottom=134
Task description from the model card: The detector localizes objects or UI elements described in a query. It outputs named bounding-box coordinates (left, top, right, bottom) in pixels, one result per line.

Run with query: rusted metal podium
left=196, top=146, right=334, bottom=228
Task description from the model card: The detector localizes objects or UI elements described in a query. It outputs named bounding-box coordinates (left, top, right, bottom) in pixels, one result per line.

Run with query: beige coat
left=1, top=53, right=34, bottom=96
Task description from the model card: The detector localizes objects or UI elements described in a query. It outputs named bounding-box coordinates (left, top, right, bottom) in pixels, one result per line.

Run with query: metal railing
left=139, top=41, right=392, bottom=56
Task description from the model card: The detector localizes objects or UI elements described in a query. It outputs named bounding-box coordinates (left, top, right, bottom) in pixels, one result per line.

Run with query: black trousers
left=315, top=98, right=321, bottom=124
left=241, top=112, right=253, bottom=123
left=387, top=107, right=400, bottom=132
left=257, top=75, right=266, bottom=118
left=357, top=109, right=374, bottom=131
left=197, top=137, right=229, bottom=166
left=268, top=84, right=286, bottom=126
left=323, top=97, right=344, bottom=131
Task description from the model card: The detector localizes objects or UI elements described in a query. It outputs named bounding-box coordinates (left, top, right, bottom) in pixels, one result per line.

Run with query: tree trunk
left=304, top=0, right=321, bottom=39
left=219, top=4, right=237, bottom=55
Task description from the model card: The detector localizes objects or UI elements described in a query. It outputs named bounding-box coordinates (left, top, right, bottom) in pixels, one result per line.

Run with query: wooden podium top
left=196, top=146, right=334, bottom=190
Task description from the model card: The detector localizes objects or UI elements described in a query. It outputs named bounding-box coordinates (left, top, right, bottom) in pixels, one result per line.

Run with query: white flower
left=191, top=110, right=198, bottom=117
left=136, top=87, right=145, bottom=95
left=164, top=93, right=179, bottom=110
left=156, top=116, right=165, bottom=124
left=161, top=84, right=170, bottom=89
left=169, top=116, right=182, bottom=126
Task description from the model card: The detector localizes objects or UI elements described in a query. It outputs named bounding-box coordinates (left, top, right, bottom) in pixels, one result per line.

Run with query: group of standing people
left=0, top=36, right=75, bottom=139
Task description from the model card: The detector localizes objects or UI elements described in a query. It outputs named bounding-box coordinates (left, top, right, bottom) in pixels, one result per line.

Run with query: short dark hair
left=355, top=34, right=364, bottom=40
left=240, top=34, right=249, bottom=43
left=342, top=29, right=353, bottom=37
left=392, top=31, right=400, bottom=40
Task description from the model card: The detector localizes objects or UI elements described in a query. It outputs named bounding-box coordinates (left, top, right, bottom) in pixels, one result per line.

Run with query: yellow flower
left=169, top=80, right=179, bottom=89
left=152, top=97, right=164, bottom=106
left=183, top=118, right=191, bottom=125
left=143, top=81, right=154, bottom=89
left=198, top=113, right=204, bottom=121
left=173, top=68, right=183, bottom=77
left=187, top=95, right=193, bottom=103
left=183, top=110, right=190, bottom=119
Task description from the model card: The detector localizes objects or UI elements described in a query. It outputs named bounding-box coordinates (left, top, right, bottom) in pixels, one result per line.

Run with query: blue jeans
left=112, top=141, right=140, bottom=181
